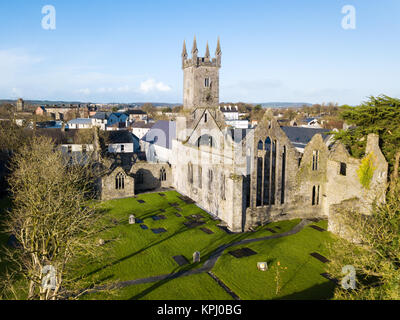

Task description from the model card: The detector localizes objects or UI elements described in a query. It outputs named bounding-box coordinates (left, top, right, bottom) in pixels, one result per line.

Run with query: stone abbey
left=172, top=38, right=388, bottom=235
left=101, top=38, right=388, bottom=237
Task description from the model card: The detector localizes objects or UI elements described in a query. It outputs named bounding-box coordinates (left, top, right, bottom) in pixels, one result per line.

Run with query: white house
left=67, top=118, right=96, bottom=129
left=106, top=131, right=140, bottom=154
left=130, top=121, right=154, bottom=139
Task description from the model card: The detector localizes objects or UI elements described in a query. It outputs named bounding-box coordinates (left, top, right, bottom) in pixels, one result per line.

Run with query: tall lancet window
left=116, top=172, right=125, bottom=190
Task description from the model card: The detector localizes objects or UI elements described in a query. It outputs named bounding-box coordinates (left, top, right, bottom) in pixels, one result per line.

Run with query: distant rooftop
left=280, top=126, right=331, bottom=150
left=68, top=118, right=94, bottom=125
left=130, top=121, right=153, bottom=129
left=141, top=120, right=176, bottom=150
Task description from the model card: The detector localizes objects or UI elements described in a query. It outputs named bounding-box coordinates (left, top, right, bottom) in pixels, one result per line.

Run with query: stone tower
left=182, top=37, right=221, bottom=110
left=16, top=98, right=24, bottom=112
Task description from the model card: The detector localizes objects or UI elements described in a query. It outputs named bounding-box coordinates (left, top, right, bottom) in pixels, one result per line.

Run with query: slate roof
left=109, top=112, right=127, bottom=118
left=280, top=126, right=331, bottom=149
left=130, top=121, right=154, bottom=129
left=126, top=109, right=147, bottom=115
left=105, top=131, right=136, bottom=144
left=220, top=107, right=238, bottom=113
left=141, top=120, right=176, bottom=149
left=91, top=112, right=111, bottom=120
left=68, top=118, right=94, bottom=125
left=33, top=128, right=91, bottom=145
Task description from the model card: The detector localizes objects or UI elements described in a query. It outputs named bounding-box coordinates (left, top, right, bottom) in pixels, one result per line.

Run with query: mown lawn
left=79, top=191, right=300, bottom=286
left=84, top=273, right=234, bottom=300
left=1, top=191, right=336, bottom=300
left=79, top=191, right=335, bottom=300
left=212, top=220, right=336, bottom=300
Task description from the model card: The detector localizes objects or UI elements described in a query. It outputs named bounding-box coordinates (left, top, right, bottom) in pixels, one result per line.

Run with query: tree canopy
left=334, top=95, right=400, bottom=174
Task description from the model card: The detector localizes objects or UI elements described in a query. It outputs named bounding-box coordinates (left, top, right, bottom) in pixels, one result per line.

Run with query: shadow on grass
left=276, top=281, right=336, bottom=300
left=127, top=266, right=186, bottom=300
left=82, top=224, right=192, bottom=280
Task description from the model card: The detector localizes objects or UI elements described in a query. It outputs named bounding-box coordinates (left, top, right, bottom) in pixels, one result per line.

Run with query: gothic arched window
left=115, top=172, right=125, bottom=190
left=160, top=167, right=167, bottom=181
left=197, top=134, right=214, bottom=148
left=312, top=150, right=319, bottom=171
left=136, top=171, right=144, bottom=185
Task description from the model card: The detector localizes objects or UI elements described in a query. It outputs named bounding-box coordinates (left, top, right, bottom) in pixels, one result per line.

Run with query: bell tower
left=182, top=37, right=222, bottom=111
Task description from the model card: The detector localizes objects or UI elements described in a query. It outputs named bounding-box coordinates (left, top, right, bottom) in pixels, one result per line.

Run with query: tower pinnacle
left=216, top=37, right=222, bottom=56
left=192, top=36, right=198, bottom=55
left=182, top=40, right=188, bottom=58
left=205, top=42, right=210, bottom=58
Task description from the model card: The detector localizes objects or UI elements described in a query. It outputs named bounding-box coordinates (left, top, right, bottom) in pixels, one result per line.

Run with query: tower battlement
left=182, top=37, right=221, bottom=69
left=182, top=37, right=222, bottom=110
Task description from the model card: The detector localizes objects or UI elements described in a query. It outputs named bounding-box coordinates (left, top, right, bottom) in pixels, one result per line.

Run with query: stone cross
left=193, top=251, right=201, bottom=263
left=129, top=215, right=136, bottom=225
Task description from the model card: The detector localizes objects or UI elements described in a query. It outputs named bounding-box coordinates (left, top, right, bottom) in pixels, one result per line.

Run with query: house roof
left=220, top=107, right=238, bottom=113
left=280, top=126, right=330, bottom=149
left=33, top=128, right=93, bottom=145
left=130, top=121, right=154, bottom=129
left=105, top=130, right=136, bottom=144
left=126, top=109, right=147, bottom=115
left=91, top=112, right=111, bottom=120
left=141, top=120, right=176, bottom=149
left=68, top=118, right=94, bottom=125
left=110, top=112, right=128, bottom=118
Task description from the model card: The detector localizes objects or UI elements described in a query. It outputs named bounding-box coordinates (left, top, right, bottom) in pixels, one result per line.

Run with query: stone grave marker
left=257, top=262, right=268, bottom=271
left=129, top=215, right=136, bottom=225
left=193, top=251, right=201, bottom=263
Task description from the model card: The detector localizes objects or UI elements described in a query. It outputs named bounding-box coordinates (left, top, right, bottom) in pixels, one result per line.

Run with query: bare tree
left=2, top=136, right=109, bottom=300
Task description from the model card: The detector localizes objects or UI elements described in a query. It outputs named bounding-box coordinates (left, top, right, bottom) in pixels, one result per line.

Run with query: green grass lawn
left=0, top=191, right=336, bottom=300
left=79, top=192, right=301, bottom=285
left=84, top=273, right=234, bottom=300
left=212, top=220, right=336, bottom=300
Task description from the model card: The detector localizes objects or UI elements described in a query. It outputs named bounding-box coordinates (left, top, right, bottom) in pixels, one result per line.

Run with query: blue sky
left=0, top=0, right=399, bottom=104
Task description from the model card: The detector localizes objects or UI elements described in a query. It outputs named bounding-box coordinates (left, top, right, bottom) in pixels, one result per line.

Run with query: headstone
left=257, top=262, right=268, bottom=271
left=98, top=238, right=105, bottom=246
left=193, top=251, right=201, bottom=263
left=129, top=215, right=136, bottom=225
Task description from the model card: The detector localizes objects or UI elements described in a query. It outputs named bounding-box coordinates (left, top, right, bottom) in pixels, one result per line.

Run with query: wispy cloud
left=139, top=79, right=172, bottom=93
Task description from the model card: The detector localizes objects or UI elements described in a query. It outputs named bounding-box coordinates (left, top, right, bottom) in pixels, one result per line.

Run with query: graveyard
left=78, top=191, right=336, bottom=300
